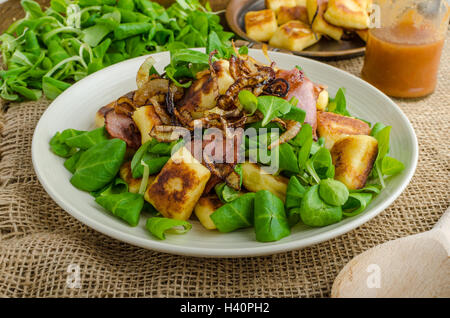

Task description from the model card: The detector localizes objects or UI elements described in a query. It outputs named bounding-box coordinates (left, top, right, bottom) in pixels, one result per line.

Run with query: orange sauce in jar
left=361, top=10, right=445, bottom=98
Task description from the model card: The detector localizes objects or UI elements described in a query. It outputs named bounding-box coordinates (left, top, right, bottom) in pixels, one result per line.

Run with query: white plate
left=32, top=49, right=418, bottom=258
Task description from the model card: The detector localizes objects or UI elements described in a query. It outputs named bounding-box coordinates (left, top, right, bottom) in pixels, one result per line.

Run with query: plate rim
left=225, top=0, right=366, bottom=59
left=32, top=49, right=418, bottom=258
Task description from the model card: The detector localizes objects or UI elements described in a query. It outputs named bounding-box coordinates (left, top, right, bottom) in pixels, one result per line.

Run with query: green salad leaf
left=64, top=127, right=108, bottom=149
left=381, top=156, right=405, bottom=176
left=210, top=193, right=255, bottom=233
left=49, top=128, right=85, bottom=157
left=300, top=185, right=343, bottom=227
left=96, top=192, right=144, bottom=226
left=63, top=149, right=84, bottom=173
left=0, top=0, right=234, bottom=101
left=254, top=190, right=290, bottom=242
left=70, top=138, right=126, bottom=191
left=130, top=139, right=179, bottom=178
left=257, top=95, right=292, bottom=127
left=146, top=217, right=192, bottom=240
left=238, top=90, right=258, bottom=115
left=319, top=179, right=349, bottom=206
left=342, top=193, right=373, bottom=217
left=328, top=88, right=350, bottom=116
left=215, top=182, right=242, bottom=203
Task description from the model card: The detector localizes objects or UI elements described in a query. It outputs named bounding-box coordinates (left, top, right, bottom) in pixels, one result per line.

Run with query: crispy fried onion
left=113, top=92, right=136, bottom=116
left=150, top=97, right=172, bottom=125
left=149, top=125, right=190, bottom=143
left=268, top=119, right=302, bottom=150
left=216, top=73, right=274, bottom=110
left=217, top=53, right=276, bottom=110
left=263, top=78, right=290, bottom=97
left=134, top=78, right=184, bottom=107
left=136, top=56, right=156, bottom=89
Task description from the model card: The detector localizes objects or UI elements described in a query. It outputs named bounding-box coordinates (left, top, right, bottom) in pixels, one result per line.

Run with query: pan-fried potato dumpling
left=131, top=105, right=162, bottom=144
left=266, top=0, right=296, bottom=12
left=317, top=111, right=371, bottom=149
left=145, top=147, right=211, bottom=221
left=194, top=196, right=223, bottom=230
left=277, top=5, right=309, bottom=25
left=119, top=161, right=155, bottom=194
left=331, top=135, right=378, bottom=190
left=269, top=21, right=321, bottom=51
left=245, top=10, right=278, bottom=42
left=306, top=0, right=343, bottom=41
left=94, top=103, right=114, bottom=128
left=181, top=73, right=219, bottom=118
left=356, top=29, right=369, bottom=42
left=241, top=162, right=289, bottom=202
left=214, top=59, right=235, bottom=95
left=316, top=89, right=329, bottom=111
left=324, top=0, right=371, bottom=30
left=294, top=0, right=307, bottom=5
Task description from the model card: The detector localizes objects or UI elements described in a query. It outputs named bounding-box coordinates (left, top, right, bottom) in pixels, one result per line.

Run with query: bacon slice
left=105, top=111, right=141, bottom=149
left=276, top=68, right=322, bottom=137
left=187, top=128, right=243, bottom=192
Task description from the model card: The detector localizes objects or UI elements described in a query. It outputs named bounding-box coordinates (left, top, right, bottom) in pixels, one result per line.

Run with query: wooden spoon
left=331, top=207, right=450, bottom=297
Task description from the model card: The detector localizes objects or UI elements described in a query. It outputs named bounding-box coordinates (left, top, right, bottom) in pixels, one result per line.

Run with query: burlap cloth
left=0, top=10, right=449, bottom=296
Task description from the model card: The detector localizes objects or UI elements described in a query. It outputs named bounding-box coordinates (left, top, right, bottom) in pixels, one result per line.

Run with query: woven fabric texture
left=0, top=29, right=449, bottom=297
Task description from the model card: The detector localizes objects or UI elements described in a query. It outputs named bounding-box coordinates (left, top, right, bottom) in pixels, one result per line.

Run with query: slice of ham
left=188, top=128, right=244, bottom=192
left=105, top=111, right=141, bottom=149
left=276, top=68, right=323, bottom=138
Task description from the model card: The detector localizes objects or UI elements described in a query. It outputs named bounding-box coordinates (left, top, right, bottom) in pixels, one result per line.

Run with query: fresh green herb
left=285, top=176, right=306, bottom=226
left=130, top=139, right=177, bottom=178
left=305, top=147, right=334, bottom=183
left=138, top=160, right=150, bottom=195
left=370, top=122, right=387, bottom=137
left=0, top=0, right=234, bottom=101
left=381, top=156, right=405, bottom=176
left=164, top=48, right=210, bottom=87
left=280, top=106, right=306, bottom=123
left=238, top=45, right=248, bottom=55
left=254, top=190, right=290, bottom=242
left=146, top=217, right=192, bottom=240
left=64, top=149, right=84, bottom=173
left=96, top=192, right=144, bottom=226
left=238, top=90, right=258, bottom=115
left=342, top=193, right=373, bottom=217
left=64, top=126, right=108, bottom=149
left=49, top=128, right=85, bottom=157
left=294, top=124, right=313, bottom=171
left=276, top=143, right=299, bottom=174
left=91, top=177, right=129, bottom=198
left=210, top=193, right=255, bottom=233
left=70, top=138, right=126, bottom=191
left=300, top=185, right=343, bottom=227
left=328, top=88, right=350, bottom=116
left=215, top=182, right=241, bottom=203
left=372, top=126, right=392, bottom=188
left=257, top=95, right=292, bottom=126
left=319, top=179, right=349, bottom=206
left=350, top=184, right=381, bottom=194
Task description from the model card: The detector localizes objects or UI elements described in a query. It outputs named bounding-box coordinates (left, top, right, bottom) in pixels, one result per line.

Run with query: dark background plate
left=226, top=0, right=366, bottom=60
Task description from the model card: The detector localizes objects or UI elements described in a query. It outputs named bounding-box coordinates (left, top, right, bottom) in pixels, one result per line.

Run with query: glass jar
left=361, top=0, right=450, bottom=98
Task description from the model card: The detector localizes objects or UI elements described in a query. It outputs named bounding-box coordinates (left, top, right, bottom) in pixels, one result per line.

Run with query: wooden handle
left=433, top=206, right=450, bottom=234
